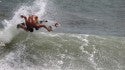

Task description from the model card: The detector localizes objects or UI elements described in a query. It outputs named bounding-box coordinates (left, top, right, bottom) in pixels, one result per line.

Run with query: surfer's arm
left=20, top=15, right=27, bottom=22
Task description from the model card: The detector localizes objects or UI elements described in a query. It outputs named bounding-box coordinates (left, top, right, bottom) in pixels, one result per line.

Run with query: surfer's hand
left=20, top=15, right=24, bottom=18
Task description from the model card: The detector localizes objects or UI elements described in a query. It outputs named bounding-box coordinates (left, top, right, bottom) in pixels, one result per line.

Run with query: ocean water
left=0, top=0, right=125, bottom=70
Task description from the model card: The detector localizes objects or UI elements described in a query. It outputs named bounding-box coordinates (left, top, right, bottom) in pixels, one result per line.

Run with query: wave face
left=0, top=0, right=125, bottom=70
left=0, top=32, right=125, bottom=70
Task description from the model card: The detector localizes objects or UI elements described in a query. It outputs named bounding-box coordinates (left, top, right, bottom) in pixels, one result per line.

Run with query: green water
left=0, top=32, right=124, bottom=70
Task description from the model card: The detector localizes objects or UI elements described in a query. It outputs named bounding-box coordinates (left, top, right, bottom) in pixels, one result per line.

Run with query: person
left=17, top=15, right=52, bottom=32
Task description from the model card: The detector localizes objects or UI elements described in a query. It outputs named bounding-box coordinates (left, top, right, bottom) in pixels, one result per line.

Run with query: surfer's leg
left=21, top=25, right=28, bottom=32
left=17, top=24, right=28, bottom=32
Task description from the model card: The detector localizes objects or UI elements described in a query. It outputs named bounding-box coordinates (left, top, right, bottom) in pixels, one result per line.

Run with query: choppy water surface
left=0, top=0, right=125, bottom=70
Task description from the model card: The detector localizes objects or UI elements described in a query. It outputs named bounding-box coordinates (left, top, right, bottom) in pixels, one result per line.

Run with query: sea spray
left=0, top=0, right=47, bottom=44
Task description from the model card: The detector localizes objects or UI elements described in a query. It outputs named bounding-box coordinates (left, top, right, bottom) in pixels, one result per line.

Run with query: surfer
left=17, top=15, right=52, bottom=32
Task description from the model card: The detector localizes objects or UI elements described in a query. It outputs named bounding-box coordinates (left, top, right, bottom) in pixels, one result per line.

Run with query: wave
left=0, top=32, right=124, bottom=70
left=0, top=0, right=125, bottom=70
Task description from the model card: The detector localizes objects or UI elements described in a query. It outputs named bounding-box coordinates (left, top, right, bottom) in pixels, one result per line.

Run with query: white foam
left=0, top=0, right=47, bottom=44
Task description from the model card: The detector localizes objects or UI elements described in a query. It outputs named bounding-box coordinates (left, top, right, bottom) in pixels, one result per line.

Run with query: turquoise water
left=0, top=0, right=125, bottom=70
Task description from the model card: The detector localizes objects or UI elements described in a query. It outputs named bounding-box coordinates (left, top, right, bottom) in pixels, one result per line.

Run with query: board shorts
left=26, top=26, right=34, bottom=32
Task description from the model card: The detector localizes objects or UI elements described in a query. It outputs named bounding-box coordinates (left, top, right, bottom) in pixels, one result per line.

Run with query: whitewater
left=0, top=0, right=125, bottom=70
